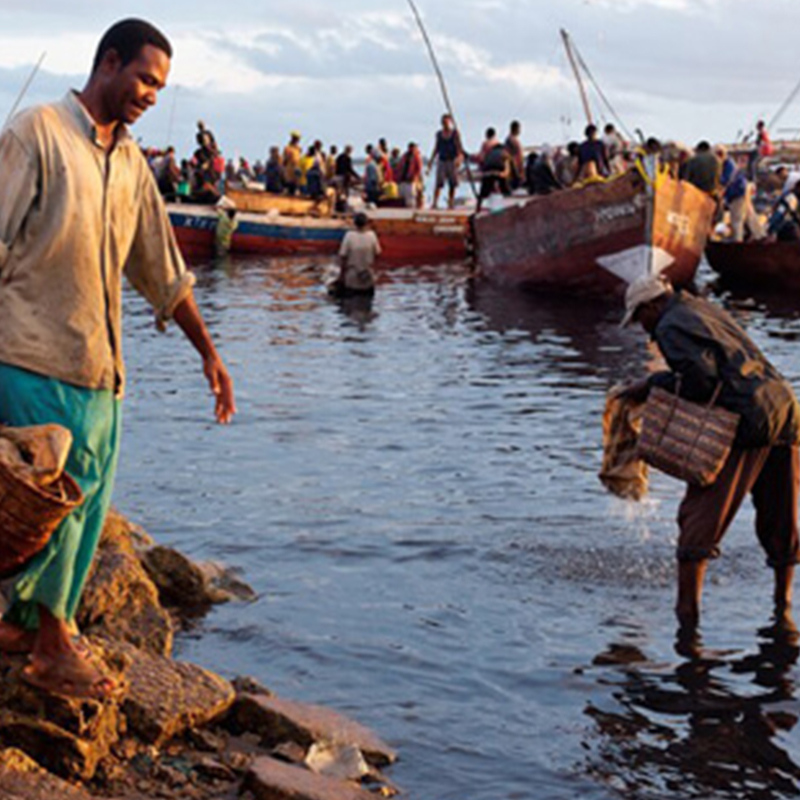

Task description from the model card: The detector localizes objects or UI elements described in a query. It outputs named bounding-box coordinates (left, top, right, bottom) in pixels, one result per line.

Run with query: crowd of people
left=143, top=116, right=793, bottom=242
left=144, top=117, right=644, bottom=213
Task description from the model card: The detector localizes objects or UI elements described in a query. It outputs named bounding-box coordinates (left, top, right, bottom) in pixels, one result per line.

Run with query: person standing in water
left=330, top=212, right=381, bottom=296
left=619, top=275, right=799, bottom=630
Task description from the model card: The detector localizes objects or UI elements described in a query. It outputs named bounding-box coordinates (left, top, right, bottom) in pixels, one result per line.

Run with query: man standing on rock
left=0, top=19, right=236, bottom=699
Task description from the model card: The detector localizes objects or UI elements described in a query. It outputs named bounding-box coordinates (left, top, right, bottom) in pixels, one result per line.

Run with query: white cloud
left=587, top=0, right=716, bottom=11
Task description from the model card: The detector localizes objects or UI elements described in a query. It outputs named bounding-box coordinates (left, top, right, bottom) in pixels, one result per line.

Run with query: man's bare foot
left=0, top=620, right=93, bottom=659
left=22, top=647, right=116, bottom=700
left=0, top=620, right=35, bottom=655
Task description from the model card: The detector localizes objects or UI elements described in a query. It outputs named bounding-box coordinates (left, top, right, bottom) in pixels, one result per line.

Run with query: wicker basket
left=0, top=458, right=83, bottom=578
left=637, top=383, right=740, bottom=487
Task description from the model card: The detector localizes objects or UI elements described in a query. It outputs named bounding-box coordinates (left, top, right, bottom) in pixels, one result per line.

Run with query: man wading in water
left=620, top=275, right=800, bottom=629
left=0, top=19, right=236, bottom=698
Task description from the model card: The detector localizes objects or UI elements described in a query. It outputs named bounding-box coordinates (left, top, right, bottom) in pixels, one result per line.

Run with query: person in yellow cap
left=619, top=274, right=800, bottom=630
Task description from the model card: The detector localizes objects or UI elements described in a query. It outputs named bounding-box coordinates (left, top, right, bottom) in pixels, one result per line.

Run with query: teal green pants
left=0, top=362, right=121, bottom=630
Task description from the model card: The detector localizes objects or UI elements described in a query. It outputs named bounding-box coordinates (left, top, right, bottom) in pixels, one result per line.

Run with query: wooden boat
left=224, top=185, right=336, bottom=217
left=706, top=239, right=800, bottom=290
left=471, top=168, right=716, bottom=294
left=169, top=204, right=347, bottom=259
left=168, top=204, right=470, bottom=262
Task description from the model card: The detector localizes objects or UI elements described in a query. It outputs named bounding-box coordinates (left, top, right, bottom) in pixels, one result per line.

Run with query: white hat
left=621, top=274, right=672, bottom=327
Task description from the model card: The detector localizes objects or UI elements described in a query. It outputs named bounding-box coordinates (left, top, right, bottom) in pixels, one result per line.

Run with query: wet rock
left=272, top=740, right=308, bottom=764
left=196, top=560, right=257, bottom=604
left=243, top=755, right=377, bottom=800
left=141, top=546, right=256, bottom=610
left=0, top=748, right=95, bottom=799
left=101, top=508, right=156, bottom=553
left=109, top=640, right=235, bottom=746
left=151, top=761, right=190, bottom=788
left=192, top=755, right=236, bottom=782
left=186, top=726, right=226, bottom=753
left=141, top=546, right=209, bottom=609
left=226, top=694, right=397, bottom=767
left=0, top=653, right=123, bottom=781
left=78, top=515, right=173, bottom=657
left=232, top=675, right=273, bottom=697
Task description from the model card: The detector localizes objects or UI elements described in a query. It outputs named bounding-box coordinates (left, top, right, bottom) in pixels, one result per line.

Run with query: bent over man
left=0, top=18, right=236, bottom=698
left=621, top=276, right=800, bottom=629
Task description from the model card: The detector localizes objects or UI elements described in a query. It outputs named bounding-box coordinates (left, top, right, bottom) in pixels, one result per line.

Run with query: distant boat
left=706, top=239, right=800, bottom=290
left=471, top=169, right=716, bottom=294
left=168, top=204, right=470, bottom=263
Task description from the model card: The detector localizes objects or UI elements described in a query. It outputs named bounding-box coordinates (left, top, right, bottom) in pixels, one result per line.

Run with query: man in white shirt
left=331, top=212, right=381, bottom=295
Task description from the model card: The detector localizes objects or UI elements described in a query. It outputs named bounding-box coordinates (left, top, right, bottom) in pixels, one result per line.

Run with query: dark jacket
left=649, top=292, right=800, bottom=448
left=683, top=151, right=720, bottom=195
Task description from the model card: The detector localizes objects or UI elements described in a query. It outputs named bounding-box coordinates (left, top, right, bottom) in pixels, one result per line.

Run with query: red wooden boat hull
left=706, top=240, right=800, bottom=291
left=168, top=204, right=469, bottom=263
left=472, top=170, right=716, bottom=294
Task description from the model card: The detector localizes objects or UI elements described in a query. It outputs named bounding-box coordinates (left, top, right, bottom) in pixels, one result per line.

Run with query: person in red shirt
left=377, top=138, right=394, bottom=184
left=749, top=119, right=774, bottom=180
left=396, top=142, right=424, bottom=208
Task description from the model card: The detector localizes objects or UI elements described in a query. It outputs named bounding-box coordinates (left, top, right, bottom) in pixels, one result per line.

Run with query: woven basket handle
left=654, top=374, right=683, bottom=448
left=681, top=380, right=725, bottom=474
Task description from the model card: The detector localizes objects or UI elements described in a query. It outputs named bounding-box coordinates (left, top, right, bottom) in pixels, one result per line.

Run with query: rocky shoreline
left=0, top=510, right=398, bottom=799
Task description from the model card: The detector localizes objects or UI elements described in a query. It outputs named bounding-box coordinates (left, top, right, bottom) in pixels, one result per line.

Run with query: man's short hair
left=92, top=18, right=172, bottom=73
left=585, top=124, right=597, bottom=138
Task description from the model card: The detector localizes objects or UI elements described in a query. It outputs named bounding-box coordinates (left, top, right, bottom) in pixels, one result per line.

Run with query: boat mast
left=406, top=0, right=478, bottom=199
left=560, top=29, right=593, bottom=126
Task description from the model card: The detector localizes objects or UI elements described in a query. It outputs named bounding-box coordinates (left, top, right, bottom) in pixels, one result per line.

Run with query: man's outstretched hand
left=173, top=292, right=237, bottom=424
left=203, top=354, right=236, bottom=424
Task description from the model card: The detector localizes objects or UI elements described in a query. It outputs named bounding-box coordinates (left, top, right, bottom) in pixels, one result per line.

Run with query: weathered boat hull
left=706, top=240, right=800, bottom=290
left=168, top=204, right=470, bottom=263
left=472, top=170, right=716, bottom=294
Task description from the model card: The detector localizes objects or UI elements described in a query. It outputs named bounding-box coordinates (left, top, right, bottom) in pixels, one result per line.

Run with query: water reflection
left=708, top=279, right=800, bottom=325
left=466, top=279, right=647, bottom=385
left=586, top=619, right=800, bottom=798
left=332, top=293, right=377, bottom=331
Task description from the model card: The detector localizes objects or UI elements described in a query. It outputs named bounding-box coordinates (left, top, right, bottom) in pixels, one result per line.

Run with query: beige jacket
left=0, top=92, right=195, bottom=396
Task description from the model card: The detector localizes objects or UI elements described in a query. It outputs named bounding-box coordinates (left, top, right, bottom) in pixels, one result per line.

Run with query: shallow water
left=117, top=259, right=800, bottom=800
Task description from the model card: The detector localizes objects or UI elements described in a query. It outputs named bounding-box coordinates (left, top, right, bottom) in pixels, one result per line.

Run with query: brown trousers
left=677, top=445, right=800, bottom=566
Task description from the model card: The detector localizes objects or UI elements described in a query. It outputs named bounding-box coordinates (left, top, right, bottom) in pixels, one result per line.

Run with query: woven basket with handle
left=0, top=458, right=83, bottom=578
left=637, top=380, right=740, bottom=487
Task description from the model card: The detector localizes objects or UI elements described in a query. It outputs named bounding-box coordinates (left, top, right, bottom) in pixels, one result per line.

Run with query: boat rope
left=569, top=38, right=635, bottom=143
left=166, top=85, right=180, bottom=147
left=767, top=74, right=800, bottom=135
left=406, top=0, right=478, bottom=200
left=634, top=156, right=668, bottom=189
left=3, top=52, right=46, bottom=129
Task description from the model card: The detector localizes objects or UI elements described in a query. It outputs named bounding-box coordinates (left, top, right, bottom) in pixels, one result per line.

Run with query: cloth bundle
left=0, top=424, right=74, bottom=492
left=599, top=390, right=649, bottom=501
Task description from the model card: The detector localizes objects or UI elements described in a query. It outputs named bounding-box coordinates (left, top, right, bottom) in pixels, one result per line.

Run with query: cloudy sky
left=0, top=0, right=797, bottom=161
